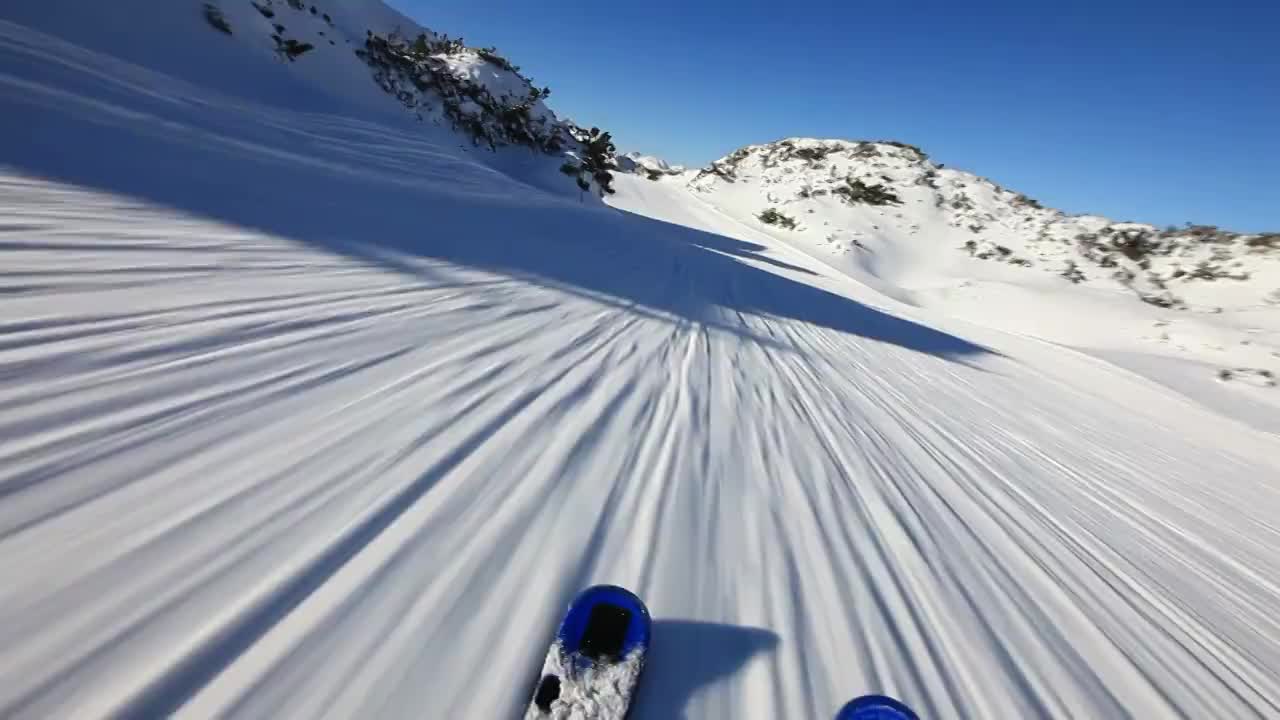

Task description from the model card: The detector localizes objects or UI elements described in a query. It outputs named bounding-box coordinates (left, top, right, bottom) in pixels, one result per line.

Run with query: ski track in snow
left=3, top=173, right=1279, bottom=719
left=3, top=8, right=1280, bottom=720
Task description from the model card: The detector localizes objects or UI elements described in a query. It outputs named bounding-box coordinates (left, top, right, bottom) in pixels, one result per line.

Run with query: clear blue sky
left=387, top=0, right=1278, bottom=231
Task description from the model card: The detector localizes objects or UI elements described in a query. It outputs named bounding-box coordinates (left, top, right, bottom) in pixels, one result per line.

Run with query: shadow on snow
left=0, top=18, right=992, bottom=365
left=632, top=620, right=779, bottom=720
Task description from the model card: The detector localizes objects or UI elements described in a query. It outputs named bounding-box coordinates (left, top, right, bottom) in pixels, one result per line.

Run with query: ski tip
left=836, top=694, right=920, bottom=720
left=557, top=585, right=651, bottom=659
left=569, top=584, right=650, bottom=615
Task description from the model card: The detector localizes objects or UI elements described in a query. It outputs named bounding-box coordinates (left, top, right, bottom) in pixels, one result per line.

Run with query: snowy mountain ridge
left=201, top=0, right=621, bottom=198
left=616, top=152, right=686, bottom=179
left=638, top=137, right=1280, bottom=314
left=611, top=137, right=1280, bottom=425
left=210, top=0, right=1279, bottom=292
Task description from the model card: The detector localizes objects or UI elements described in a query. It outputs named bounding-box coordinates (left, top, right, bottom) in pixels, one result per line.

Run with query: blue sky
left=387, top=0, right=1279, bottom=231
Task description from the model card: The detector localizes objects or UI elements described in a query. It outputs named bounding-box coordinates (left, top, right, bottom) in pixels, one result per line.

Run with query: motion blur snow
left=1, top=1, right=1278, bottom=719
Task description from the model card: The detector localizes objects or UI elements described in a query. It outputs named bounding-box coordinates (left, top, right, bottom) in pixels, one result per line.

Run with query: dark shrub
left=1246, top=233, right=1280, bottom=249
left=758, top=208, right=797, bottom=229
left=1060, top=260, right=1085, bottom=283
left=834, top=178, right=900, bottom=206
left=203, top=4, right=232, bottom=33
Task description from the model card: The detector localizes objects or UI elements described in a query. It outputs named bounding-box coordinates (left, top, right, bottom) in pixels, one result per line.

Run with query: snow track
left=3, top=174, right=1279, bottom=719
left=3, top=6, right=1280, bottom=719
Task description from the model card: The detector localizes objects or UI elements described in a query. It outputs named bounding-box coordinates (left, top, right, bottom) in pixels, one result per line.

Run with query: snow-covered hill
left=2, top=2, right=1279, bottom=719
left=617, top=138, right=1280, bottom=430
left=674, top=138, right=1279, bottom=310
left=56, top=0, right=623, bottom=199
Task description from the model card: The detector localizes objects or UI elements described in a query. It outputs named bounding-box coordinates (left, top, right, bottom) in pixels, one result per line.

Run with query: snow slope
left=638, top=138, right=1280, bottom=434
left=3, top=3, right=1280, bottom=720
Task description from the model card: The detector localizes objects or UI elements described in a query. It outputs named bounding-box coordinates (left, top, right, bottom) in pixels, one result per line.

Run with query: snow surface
left=2, top=3, right=1280, bottom=720
left=523, top=645, right=644, bottom=720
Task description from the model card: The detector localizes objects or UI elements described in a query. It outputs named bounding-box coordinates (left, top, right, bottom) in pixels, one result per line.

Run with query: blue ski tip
left=836, top=694, right=920, bottom=720
left=556, top=585, right=651, bottom=660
